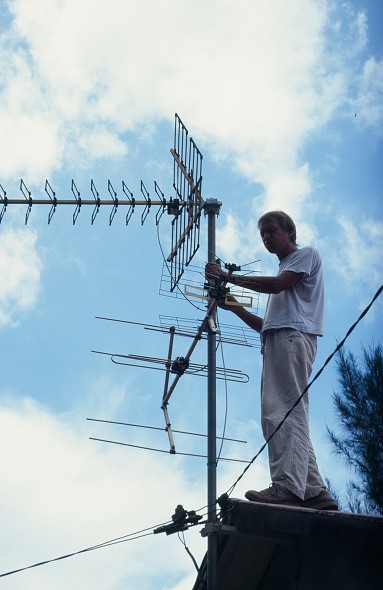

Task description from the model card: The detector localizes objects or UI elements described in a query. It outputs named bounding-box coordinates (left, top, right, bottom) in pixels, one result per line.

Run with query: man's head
left=258, top=211, right=297, bottom=244
left=257, top=211, right=297, bottom=260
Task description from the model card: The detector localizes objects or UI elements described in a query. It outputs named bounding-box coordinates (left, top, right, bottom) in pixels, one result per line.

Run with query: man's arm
left=228, top=304, right=263, bottom=333
left=217, top=295, right=263, bottom=332
left=206, top=262, right=303, bottom=294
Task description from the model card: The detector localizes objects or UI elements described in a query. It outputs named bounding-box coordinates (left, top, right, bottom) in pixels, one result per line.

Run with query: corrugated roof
left=193, top=499, right=383, bottom=590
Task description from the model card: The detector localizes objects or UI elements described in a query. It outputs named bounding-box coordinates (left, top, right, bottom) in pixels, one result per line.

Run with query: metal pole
left=205, top=198, right=221, bottom=590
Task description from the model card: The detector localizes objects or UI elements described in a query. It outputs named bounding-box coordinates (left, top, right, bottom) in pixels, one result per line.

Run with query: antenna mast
left=205, top=198, right=221, bottom=590
left=169, top=114, right=221, bottom=589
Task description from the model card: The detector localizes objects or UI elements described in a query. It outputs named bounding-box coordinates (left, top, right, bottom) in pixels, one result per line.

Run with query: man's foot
left=245, top=483, right=302, bottom=507
left=302, top=490, right=338, bottom=511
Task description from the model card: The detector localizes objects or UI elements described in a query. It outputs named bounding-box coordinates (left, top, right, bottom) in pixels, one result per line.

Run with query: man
left=206, top=210, right=337, bottom=510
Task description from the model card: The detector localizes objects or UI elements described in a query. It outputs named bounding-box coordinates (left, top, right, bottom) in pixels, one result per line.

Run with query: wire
left=225, top=283, right=383, bottom=497
left=0, top=495, right=214, bottom=581
left=177, top=530, right=200, bottom=574
left=182, top=338, right=221, bottom=377
left=156, top=216, right=205, bottom=312
left=207, top=251, right=261, bottom=274
left=0, top=519, right=173, bottom=579
left=240, top=259, right=262, bottom=268
left=216, top=311, right=229, bottom=464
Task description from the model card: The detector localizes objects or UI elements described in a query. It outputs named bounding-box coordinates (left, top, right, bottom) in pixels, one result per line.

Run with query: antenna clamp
left=170, top=356, right=189, bottom=375
left=153, top=504, right=203, bottom=536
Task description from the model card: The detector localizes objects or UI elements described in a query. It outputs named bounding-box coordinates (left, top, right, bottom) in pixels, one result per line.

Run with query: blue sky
left=0, top=0, right=382, bottom=588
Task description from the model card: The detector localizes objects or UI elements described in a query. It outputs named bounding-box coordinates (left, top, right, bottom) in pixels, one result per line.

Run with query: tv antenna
left=89, top=116, right=258, bottom=590
left=90, top=310, right=255, bottom=454
left=0, top=114, right=257, bottom=590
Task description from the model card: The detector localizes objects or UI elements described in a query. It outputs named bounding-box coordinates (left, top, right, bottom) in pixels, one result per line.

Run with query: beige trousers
left=261, top=328, right=326, bottom=500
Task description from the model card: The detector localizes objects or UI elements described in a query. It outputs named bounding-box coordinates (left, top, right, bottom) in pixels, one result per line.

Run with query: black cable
left=181, top=338, right=222, bottom=377
left=216, top=311, right=229, bottom=464
left=156, top=217, right=205, bottom=312
left=177, top=530, right=200, bottom=574
left=225, top=283, right=383, bottom=496
left=0, top=519, right=173, bottom=579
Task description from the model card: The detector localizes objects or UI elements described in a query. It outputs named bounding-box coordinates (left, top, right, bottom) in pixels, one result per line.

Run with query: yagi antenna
left=95, top=264, right=251, bottom=462
left=167, top=113, right=204, bottom=292
left=0, top=115, right=202, bottom=292
left=0, top=177, right=174, bottom=228
left=95, top=314, right=261, bottom=348
left=92, top=308, right=250, bottom=452
left=159, top=261, right=261, bottom=316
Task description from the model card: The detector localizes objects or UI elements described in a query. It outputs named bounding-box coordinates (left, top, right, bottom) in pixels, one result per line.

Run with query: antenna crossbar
left=166, top=191, right=202, bottom=262
left=86, top=417, right=247, bottom=444
left=89, top=437, right=251, bottom=463
left=0, top=198, right=165, bottom=206
left=162, top=326, right=177, bottom=452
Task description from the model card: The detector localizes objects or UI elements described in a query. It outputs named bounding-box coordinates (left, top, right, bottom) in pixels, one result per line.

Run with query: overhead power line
left=0, top=520, right=172, bottom=579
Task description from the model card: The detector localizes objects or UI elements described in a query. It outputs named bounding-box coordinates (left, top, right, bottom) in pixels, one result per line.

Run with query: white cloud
left=261, top=164, right=313, bottom=220
left=333, top=216, right=383, bottom=286
left=0, top=383, right=271, bottom=589
left=3, top=0, right=369, bottom=265
left=77, top=126, right=128, bottom=161
left=0, top=227, right=42, bottom=326
left=353, top=57, right=383, bottom=134
left=0, top=395, right=208, bottom=589
left=216, top=212, right=248, bottom=262
left=0, top=42, right=62, bottom=181
left=0, top=0, right=372, bottom=205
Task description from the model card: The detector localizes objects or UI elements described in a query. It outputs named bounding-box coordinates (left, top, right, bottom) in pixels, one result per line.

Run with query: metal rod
left=162, top=326, right=176, bottom=451
left=162, top=326, right=176, bottom=406
left=86, top=417, right=247, bottom=443
left=166, top=198, right=202, bottom=262
left=89, top=437, right=251, bottom=463
left=0, top=198, right=166, bottom=206
left=205, top=198, right=221, bottom=590
left=161, top=299, right=218, bottom=405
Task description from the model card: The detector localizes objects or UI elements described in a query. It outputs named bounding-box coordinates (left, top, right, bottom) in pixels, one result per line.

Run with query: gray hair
left=257, top=210, right=297, bottom=244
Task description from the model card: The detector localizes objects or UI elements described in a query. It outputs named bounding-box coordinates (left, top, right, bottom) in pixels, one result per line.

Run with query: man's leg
left=261, top=329, right=320, bottom=499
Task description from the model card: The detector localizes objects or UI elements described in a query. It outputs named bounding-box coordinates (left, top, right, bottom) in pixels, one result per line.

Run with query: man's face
left=259, top=219, right=294, bottom=256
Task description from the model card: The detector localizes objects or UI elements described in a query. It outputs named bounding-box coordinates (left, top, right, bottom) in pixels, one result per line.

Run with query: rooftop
left=192, top=498, right=383, bottom=590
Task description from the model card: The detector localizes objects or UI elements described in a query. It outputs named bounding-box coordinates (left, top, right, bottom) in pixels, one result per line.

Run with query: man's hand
left=217, top=294, right=239, bottom=310
left=205, top=262, right=226, bottom=282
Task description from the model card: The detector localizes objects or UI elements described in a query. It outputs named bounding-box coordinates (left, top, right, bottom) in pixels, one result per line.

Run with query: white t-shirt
left=261, top=246, right=324, bottom=336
